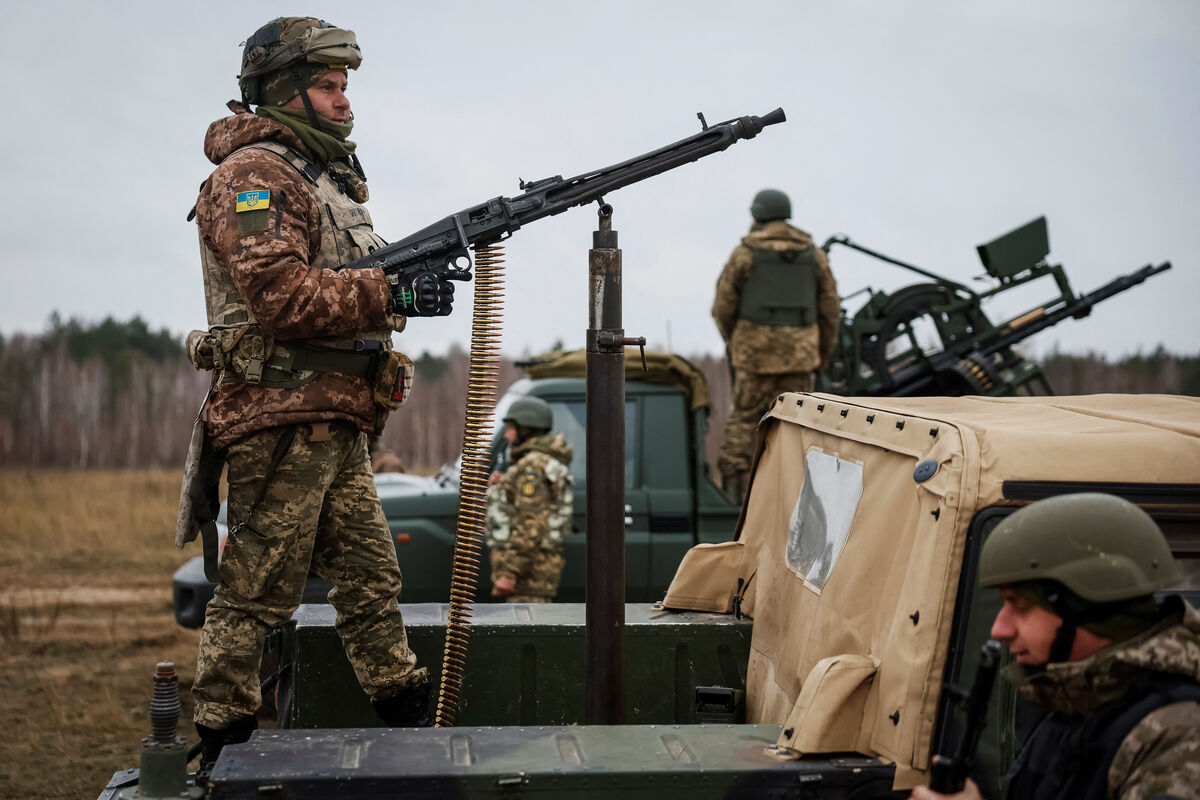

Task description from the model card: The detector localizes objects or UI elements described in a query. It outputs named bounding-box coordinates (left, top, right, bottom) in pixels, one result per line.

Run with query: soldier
left=185, top=17, right=460, bottom=778
left=913, top=493, right=1200, bottom=800
left=712, top=188, right=839, bottom=501
left=485, top=397, right=574, bottom=603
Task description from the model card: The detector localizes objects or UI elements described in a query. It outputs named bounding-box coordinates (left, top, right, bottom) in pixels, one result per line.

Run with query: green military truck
left=171, top=349, right=740, bottom=627
left=109, top=392, right=1199, bottom=799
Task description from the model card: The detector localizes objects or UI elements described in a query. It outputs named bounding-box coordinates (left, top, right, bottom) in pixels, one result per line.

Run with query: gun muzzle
left=740, top=107, right=787, bottom=138
left=758, top=107, right=787, bottom=127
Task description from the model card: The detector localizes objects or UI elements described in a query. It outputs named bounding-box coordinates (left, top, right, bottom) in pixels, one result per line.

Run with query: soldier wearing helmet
left=712, top=188, right=839, bottom=502
left=485, top=396, right=575, bottom=602
left=186, top=17, right=445, bottom=778
left=913, top=493, right=1200, bottom=800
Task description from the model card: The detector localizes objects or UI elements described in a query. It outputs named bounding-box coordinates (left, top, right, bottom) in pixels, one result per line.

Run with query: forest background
left=1, top=315, right=1197, bottom=471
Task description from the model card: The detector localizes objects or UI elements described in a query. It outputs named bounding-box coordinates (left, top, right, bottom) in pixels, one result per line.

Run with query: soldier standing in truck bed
left=184, top=16, right=460, bottom=780
left=486, top=397, right=574, bottom=603
left=712, top=189, right=839, bottom=501
left=913, top=493, right=1200, bottom=800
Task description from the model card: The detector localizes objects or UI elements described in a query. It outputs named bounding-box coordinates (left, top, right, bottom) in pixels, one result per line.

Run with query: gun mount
left=816, top=216, right=1171, bottom=396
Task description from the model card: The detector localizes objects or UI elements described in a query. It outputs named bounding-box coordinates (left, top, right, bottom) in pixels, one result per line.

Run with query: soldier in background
left=712, top=189, right=839, bottom=501
left=184, top=17, right=456, bottom=778
left=486, top=397, right=574, bottom=603
left=912, top=493, right=1200, bottom=800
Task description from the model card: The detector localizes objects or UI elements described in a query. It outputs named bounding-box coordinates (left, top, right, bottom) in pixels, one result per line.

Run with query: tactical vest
left=736, top=246, right=819, bottom=327
left=190, top=141, right=394, bottom=391
left=1004, top=674, right=1200, bottom=800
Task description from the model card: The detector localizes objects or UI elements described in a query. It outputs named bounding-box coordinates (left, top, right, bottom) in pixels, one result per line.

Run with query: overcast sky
left=2, top=0, right=1196, bottom=361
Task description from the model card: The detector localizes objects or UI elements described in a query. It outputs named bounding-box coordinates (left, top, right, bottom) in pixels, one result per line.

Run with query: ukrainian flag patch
left=236, top=190, right=270, bottom=213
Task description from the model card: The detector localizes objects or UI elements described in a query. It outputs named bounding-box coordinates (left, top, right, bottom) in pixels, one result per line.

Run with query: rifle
left=930, top=639, right=1004, bottom=794
left=342, top=108, right=786, bottom=310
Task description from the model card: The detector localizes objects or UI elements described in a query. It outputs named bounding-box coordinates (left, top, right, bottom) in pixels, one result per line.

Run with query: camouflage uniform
left=486, top=434, right=574, bottom=602
left=190, top=107, right=425, bottom=728
left=1002, top=597, right=1200, bottom=799
left=712, top=220, right=839, bottom=487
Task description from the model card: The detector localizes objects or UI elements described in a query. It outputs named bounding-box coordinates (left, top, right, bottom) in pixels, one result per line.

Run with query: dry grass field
left=0, top=469, right=203, bottom=800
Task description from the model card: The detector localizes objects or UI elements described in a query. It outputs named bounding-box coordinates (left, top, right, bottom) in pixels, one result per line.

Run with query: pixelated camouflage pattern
left=1007, top=597, right=1200, bottom=799
left=240, top=17, right=361, bottom=106
left=194, top=421, right=425, bottom=727
left=718, top=370, right=814, bottom=479
left=258, top=62, right=341, bottom=108
left=195, top=107, right=395, bottom=450
left=487, top=434, right=574, bottom=601
left=712, top=220, right=839, bottom=374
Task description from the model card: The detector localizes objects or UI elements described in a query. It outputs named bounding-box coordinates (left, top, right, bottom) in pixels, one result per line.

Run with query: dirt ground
left=0, top=469, right=204, bottom=800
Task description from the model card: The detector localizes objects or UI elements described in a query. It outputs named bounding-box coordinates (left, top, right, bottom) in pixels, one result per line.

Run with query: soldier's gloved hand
left=391, top=273, right=456, bottom=317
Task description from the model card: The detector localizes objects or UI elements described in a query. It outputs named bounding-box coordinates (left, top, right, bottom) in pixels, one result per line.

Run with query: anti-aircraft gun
left=815, top=216, right=1171, bottom=396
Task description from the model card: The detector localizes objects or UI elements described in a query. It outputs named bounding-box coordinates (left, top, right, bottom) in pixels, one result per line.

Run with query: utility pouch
left=373, top=350, right=414, bottom=411
left=185, top=330, right=216, bottom=370
left=233, top=328, right=273, bottom=384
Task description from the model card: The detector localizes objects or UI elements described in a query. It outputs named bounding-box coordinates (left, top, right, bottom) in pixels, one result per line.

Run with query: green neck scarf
left=256, top=105, right=357, bottom=163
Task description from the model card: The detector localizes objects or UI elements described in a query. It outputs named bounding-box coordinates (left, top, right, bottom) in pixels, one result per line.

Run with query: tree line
left=0, top=316, right=1195, bottom=470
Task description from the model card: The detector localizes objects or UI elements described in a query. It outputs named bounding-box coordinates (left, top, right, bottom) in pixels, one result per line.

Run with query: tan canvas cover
left=524, top=348, right=710, bottom=411
left=664, top=392, right=1200, bottom=789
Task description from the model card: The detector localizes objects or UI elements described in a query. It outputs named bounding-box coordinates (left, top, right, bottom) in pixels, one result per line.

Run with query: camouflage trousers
left=489, top=549, right=566, bottom=601
left=193, top=421, right=425, bottom=728
left=718, top=370, right=814, bottom=483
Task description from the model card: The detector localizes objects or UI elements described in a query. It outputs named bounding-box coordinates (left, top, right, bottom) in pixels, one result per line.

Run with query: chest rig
left=737, top=245, right=819, bottom=327
left=189, top=142, right=393, bottom=390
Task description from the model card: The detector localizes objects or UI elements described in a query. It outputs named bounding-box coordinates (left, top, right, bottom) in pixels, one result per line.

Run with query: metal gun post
left=586, top=202, right=627, bottom=724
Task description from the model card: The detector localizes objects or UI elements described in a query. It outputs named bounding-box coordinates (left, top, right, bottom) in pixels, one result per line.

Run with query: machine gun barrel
left=879, top=260, right=1171, bottom=396
left=343, top=108, right=786, bottom=286
left=979, top=261, right=1170, bottom=358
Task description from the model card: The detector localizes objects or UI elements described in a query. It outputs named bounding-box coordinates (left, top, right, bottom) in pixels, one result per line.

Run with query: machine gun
left=930, top=639, right=1004, bottom=793
left=344, top=108, right=786, bottom=311
left=816, top=216, right=1171, bottom=396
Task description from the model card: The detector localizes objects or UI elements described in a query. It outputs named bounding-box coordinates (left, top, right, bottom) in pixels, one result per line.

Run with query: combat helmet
left=504, top=396, right=553, bottom=433
left=750, top=189, right=791, bottom=222
left=237, top=17, right=362, bottom=107
left=979, top=492, right=1181, bottom=602
left=980, top=493, right=1180, bottom=662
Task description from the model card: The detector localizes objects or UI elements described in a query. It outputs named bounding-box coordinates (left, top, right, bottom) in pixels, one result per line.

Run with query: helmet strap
left=1044, top=584, right=1080, bottom=663
left=291, top=71, right=325, bottom=132
left=1047, top=619, right=1078, bottom=663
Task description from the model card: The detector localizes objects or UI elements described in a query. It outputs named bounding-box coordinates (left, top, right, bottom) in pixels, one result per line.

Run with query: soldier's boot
left=372, top=679, right=433, bottom=727
left=195, top=714, right=257, bottom=786
left=721, top=469, right=748, bottom=504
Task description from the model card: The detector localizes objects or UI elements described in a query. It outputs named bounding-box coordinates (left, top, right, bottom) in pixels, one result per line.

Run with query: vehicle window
left=785, top=448, right=864, bottom=590
left=551, top=398, right=638, bottom=490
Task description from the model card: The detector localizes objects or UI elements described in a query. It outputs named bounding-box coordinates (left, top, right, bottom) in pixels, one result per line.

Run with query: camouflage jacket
left=712, top=221, right=839, bottom=374
left=486, top=434, right=574, bottom=595
left=1006, top=597, right=1200, bottom=799
left=194, top=105, right=395, bottom=450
